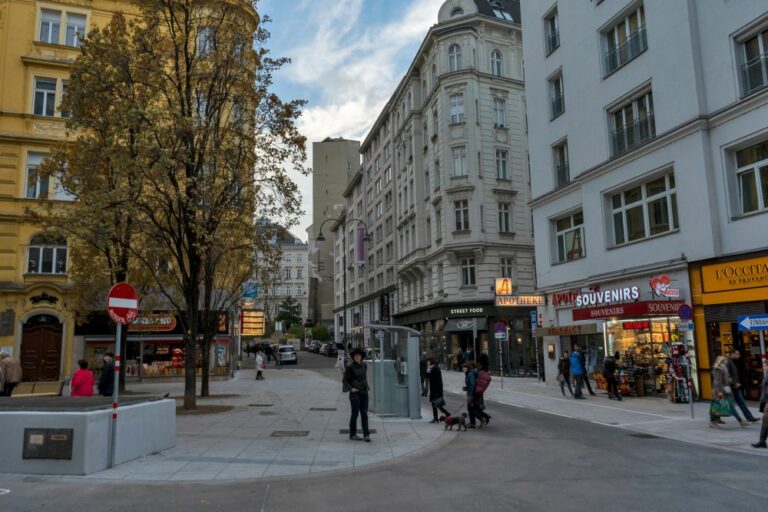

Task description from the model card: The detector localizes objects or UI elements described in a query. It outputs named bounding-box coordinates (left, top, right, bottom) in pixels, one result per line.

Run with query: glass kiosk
left=366, top=324, right=422, bottom=419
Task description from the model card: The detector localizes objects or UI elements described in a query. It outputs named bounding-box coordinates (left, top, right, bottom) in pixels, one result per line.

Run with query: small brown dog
left=440, top=413, right=468, bottom=431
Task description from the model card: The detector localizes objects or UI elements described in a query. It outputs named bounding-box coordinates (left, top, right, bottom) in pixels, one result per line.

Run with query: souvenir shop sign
left=649, top=274, right=680, bottom=298
left=701, top=255, right=768, bottom=293
left=572, top=301, right=685, bottom=321
left=536, top=324, right=598, bottom=336
left=574, top=286, right=640, bottom=307
left=129, top=314, right=177, bottom=332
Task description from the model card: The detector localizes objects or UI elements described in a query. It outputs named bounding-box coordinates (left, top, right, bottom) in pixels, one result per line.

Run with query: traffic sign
left=530, top=310, right=538, bottom=328
left=106, top=282, right=139, bottom=325
left=494, top=321, right=506, bottom=334
left=677, top=304, right=693, bottom=322
left=738, top=315, right=768, bottom=331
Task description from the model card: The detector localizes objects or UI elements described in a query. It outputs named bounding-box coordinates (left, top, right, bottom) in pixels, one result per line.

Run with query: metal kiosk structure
left=366, top=324, right=422, bottom=420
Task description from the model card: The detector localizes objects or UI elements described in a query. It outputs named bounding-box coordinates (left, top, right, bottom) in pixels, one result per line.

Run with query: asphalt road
left=2, top=357, right=766, bottom=512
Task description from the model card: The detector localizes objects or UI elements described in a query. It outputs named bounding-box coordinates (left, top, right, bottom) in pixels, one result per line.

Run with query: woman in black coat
left=427, top=358, right=451, bottom=423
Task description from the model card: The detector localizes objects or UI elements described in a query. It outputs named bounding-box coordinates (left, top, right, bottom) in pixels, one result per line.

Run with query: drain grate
left=248, top=403, right=274, bottom=407
left=629, top=433, right=660, bottom=439
left=339, top=429, right=377, bottom=435
left=271, top=430, right=310, bottom=438
left=310, top=407, right=337, bottom=411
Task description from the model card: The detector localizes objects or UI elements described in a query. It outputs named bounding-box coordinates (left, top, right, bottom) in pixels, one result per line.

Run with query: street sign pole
left=498, top=337, right=504, bottom=390
left=109, top=322, right=122, bottom=468
left=472, top=318, right=478, bottom=364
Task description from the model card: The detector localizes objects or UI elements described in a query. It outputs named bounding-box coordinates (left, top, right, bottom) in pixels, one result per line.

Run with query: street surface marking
left=502, top=390, right=678, bottom=419
left=536, top=409, right=575, bottom=419
left=0, top=489, right=10, bottom=496
left=591, top=420, right=619, bottom=427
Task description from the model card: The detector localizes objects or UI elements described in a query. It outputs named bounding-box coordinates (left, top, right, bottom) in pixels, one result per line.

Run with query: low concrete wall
left=0, top=399, right=175, bottom=475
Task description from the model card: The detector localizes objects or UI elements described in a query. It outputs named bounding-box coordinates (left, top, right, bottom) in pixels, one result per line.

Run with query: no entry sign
left=106, top=282, right=139, bottom=325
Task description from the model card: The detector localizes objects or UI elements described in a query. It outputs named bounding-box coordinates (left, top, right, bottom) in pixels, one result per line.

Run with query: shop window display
left=606, top=317, right=683, bottom=397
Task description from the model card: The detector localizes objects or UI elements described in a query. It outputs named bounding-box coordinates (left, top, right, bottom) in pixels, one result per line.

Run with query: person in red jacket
left=70, top=359, right=95, bottom=397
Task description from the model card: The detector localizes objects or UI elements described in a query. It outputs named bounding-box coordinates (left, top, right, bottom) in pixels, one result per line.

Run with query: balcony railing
left=611, top=113, right=655, bottom=157
left=555, top=163, right=570, bottom=188
left=545, top=29, right=560, bottom=56
left=550, top=94, right=564, bottom=119
left=604, top=27, right=647, bottom=75
left=741, top=53, right=768, bottom=97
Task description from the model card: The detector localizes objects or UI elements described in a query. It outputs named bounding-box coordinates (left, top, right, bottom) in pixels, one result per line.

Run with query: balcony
left=603, top=27, right=647, bottom=76
left=611, top=113, right=655, bottom=157
left=550, top=94, right=564, bottom=120
left=545, top=29, right=560, bottom=56
left=555, top=163, right=569, bottom=188
left=741, top=53, right=768, bottom=97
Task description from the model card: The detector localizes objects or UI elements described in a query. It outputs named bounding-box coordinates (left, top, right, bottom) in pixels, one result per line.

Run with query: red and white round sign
left=106, top=282, right=140, bottom=325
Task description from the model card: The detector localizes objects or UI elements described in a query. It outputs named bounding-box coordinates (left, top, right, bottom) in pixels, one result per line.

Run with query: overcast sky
left=261, top=0, right=444, bottom=240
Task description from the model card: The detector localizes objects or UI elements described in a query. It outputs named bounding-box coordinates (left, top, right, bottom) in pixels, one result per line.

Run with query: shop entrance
left=20, top=314, right=62, bottom=381
left=708, top=321, right=764, bottom=401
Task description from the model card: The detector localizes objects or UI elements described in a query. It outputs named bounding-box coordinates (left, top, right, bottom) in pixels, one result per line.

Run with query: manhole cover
left=271, top=430, right=309, bottom=438
left=310, top=407, right=337, bottom=411
left=629, top=433, right=659, bottom=439
left=339, top=429, right=377, bottom=434
left=248, top=403, right=273, bottom=407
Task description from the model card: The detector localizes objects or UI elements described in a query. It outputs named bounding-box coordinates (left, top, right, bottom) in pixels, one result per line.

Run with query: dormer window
left=451, top=7, right=464, bottom=17
left=491, top=1, right=514, bottom=21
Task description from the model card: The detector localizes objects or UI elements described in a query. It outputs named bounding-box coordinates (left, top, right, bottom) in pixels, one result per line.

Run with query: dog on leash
left=440, top=413, right=468, bottom=431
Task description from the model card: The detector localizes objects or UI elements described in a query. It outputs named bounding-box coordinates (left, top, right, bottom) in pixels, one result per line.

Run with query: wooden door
left=20, top=315, right=63, bottom=381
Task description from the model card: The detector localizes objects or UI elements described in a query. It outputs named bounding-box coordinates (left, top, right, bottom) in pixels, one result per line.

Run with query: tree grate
left=270, top=430, right=310, bottom=438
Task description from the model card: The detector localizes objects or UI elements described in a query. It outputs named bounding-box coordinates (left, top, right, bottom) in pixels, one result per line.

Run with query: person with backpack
left=603, top=351, right=621, bottom=401
left=463, top=362, right=491, bottom=428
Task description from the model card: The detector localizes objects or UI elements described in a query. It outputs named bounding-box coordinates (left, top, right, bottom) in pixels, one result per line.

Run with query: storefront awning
left=445, top=318, right=488, bottom=332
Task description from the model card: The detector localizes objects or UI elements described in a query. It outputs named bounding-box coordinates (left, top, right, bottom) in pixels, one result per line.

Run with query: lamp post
left=316, top=215, right=370, bottom=350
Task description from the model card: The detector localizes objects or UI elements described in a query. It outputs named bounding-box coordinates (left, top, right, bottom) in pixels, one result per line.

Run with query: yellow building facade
left=0, top=0, right=132, bottom=381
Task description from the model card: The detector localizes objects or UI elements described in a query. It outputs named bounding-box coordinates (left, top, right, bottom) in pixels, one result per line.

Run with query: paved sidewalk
left=78, top=367, right=447, bottom=482
left=443, top=370, right=767, bottom=456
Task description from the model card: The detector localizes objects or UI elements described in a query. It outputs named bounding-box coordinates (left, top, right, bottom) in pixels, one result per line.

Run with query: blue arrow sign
left=530, top=310, right=538, bottom=328
left=738, top=315, right=768, bottom=331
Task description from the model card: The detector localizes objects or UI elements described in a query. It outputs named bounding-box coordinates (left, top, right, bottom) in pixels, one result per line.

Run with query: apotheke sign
left=574, top=286, right=640, bottom=307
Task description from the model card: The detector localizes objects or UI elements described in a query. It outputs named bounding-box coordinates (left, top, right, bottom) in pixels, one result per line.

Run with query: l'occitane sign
left=702, top=256, right=768, bottom=293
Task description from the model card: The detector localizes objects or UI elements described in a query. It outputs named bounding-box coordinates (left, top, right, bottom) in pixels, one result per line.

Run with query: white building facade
left=523, top=0, right=768, bottom=399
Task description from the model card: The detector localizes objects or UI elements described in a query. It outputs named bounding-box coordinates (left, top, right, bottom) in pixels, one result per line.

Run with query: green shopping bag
left=709, top=397, right=736, bottom=417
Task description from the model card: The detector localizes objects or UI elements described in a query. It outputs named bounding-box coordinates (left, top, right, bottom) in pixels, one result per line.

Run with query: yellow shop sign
left=701, top=255, right=768, bottom=293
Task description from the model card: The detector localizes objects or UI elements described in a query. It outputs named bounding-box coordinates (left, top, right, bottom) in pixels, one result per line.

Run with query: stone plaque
left=23, top=429, right=74, bottom=460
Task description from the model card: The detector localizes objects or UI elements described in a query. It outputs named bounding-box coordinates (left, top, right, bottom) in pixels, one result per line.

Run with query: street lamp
left=315, top=215, right=370, bottom=350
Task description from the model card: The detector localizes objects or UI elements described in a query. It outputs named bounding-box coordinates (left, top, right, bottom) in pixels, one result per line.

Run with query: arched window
left=28, top=234, right=67, bottom=274
left=448, top=44, right=462, bottom=72
left=451, top=7, right=464, bottom=17
left=491, top=49, right=503, bottom=76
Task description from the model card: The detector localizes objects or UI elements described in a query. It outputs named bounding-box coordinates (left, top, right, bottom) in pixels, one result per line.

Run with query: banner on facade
left=572, top=301, right=686, bottom=321
left=536, top=324, right=598, bottom=336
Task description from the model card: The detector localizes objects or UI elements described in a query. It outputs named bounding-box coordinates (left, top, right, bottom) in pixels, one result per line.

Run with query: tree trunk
left=201, top=334, right=211, bottom=397
left=183, top=288, right=199, bottom=410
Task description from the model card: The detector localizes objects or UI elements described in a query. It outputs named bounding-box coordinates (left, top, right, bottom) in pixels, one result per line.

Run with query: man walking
left=343, top=348, right=371, bottom=442
left=426, top=358, right=450, bottom=423
left=97, top=352, right=115, bottom=397
left=603, top=352, right=622, bottom=401
left=570, top=346, right=586, bottom=399
left=727, top=350, right=759, bottom=422
left=558, top=350, right=574, bottom=397
left=0, top=351, right=22, bottom=396
left=579, top=347, right=597, bottom=396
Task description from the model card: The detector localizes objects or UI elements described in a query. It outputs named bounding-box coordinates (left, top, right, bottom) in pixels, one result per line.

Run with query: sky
left=260, top=0, right=445, bottom=241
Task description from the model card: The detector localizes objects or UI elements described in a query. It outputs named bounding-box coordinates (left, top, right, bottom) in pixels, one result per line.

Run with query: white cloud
left=277, top=0, right=445, bottom=239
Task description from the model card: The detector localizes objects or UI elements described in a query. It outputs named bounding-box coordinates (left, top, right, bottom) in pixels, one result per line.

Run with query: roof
left=473, top=0, right=520, bottom=23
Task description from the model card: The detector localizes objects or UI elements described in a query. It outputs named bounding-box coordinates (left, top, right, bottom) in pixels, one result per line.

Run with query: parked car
left=277, top=345, right=298, bottom=365
left=327, top=343, right=339, bottom=357
left=306, top=341, right=321, bottom=353
left=319, top=343, right=330, bottom=356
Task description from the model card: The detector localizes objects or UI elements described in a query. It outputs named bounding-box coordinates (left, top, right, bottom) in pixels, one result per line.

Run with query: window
left=604, top=5, right=647, bottom=75
left=25, top=153, right=49, bottom=199
left=65, top=13, right=86, bottom=47
left=490, top=50, right=503, bottom=76
left=735, top=140, right=768, bottom=214
left=449, top=94, right=465, bottom=124
left=741, top=28, right=768, bottom=97
left=197, top=26, right=215, bottom=56
left=434, top=160, right=441, bottom=189
left=553, top=141, right=569, bottom=187
left=385, top=216, right=393, bottom=235
left=285, top=285, right=292, bottom=296
left=284, top=268, right=292, bottom=279
left=423, top=122, right=429, bottom=146
left=498, top=203, right=512, bottom=233
left=545, top=9, right=560, bottom=56
left=296, top=267, right=303, bottom=278
left=491, top=2, right=514, bottom=21
left=297, top=254, right=303, bottom=263
left=385, top=191, right=392, bottom=209
left=492, top=97, right=507, bottom=128
left=460, top=258, right=476, bottom=286
left=384, top=167, right=392, bottom=183
left=610, top=91, right=655, bottom=156
left=451, top=7, right=464, bottom=17
left=33, top=78, right=57, bottom=117
left=60, top=80, right=70, bottom=118
left=426, top=217, right=432, bottom=245
left=549, top=74, right=564, bottom=119
left=555, top=211, right=584, bottom=262
left=452, top=146, right=467, bottom=176
left=454, top=200, right=469, bottom=231
left=386, top=241, right=394, bottom=260
left=297, top=284, right=304, bottom=295
left=39, top=9, right=61, bottom=44
left=53, top=175, right=75, bottom=201
left=496, top=150, right=508, bottom=179
left=28, top=235, right=67, bottom=274
left=376, top=201, right=383, bottom=218
left=375, top=178, right=382, bottom=194
left=501, top=257, right=515, bottom=278
left=611, top=172, right=678, bottom=245
left=431, top=64, right=437, bottom=89
left=448, top=44, right=462, bottom=72
left=425, top=169, right=430, bottom=197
